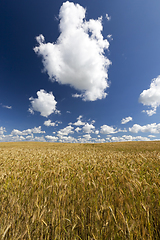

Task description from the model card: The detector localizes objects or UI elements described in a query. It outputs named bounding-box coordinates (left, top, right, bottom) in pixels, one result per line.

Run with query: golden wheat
left=0, top=141, right=160, bottom=239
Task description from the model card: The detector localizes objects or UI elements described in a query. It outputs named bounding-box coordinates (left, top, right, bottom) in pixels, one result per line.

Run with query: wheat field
left=0, top=141, right=160, bottom=239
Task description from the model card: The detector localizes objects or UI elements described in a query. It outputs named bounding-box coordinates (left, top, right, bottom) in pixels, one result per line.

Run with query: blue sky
left=1, top=0, right=160, bottom=142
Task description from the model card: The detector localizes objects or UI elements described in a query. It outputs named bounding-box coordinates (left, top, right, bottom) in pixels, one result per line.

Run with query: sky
left=1, top=0, right=160, bottom=143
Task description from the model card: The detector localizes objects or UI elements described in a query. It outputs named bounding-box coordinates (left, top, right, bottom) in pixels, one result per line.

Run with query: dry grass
left=0, top=141, right=160, bottom=239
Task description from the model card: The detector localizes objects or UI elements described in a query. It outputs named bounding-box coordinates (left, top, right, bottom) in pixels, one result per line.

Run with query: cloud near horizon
left=129, top=123, right=160, bottom=134
left=34, top=1, right=111, bottom=101
left=139, top=76, right=160, bottom=116
left=11, top=126, right=45, bottom=135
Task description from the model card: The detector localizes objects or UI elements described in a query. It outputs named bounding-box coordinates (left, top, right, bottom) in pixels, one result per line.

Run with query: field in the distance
left=0, top=141, right=160, bottom=240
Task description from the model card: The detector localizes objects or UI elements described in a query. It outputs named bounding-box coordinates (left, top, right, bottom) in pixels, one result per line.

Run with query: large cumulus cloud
left=34, top=1, right=111, bottom=101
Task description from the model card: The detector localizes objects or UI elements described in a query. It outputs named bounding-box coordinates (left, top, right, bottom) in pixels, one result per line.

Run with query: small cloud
left=29, top=89, right=60, bottom=117
left=3, top=105, right=12, bottom=109
left=0, top=127, right=6, bottom=135
left=100, top=125, right=117, bottom=134
left=28, top=108, right=34, bottom=115
left=58, top=135, right=76, bottom=143
left=83, top=134, right=91, bottom=140
left=148, top=135, right=156, bottom=138
left=139, top=75, right=160, bottom=116
left=106, top=13, right=111, bottom=21
left=95, top=130, right=99, bottom=135
left=26, top=134, right=34, bottom=140
left=45, top=135, right=58, bottom=141
left=121, top=116, right=132, bottom=124
left=82, top=123, right=95, bottom=133
left=73, top=115, right=85, bottom=126
left=66, top=111, right=71, bottom=113
left=34, top=2, right=111, bottom=101
left=91, top=120, right=95, bottom=124
left=72, top=93, right=83, bottom=99
left=57, top=125, right=74, bottom=136
left=0, top=103, right=12, bottom=109
left=44, top=120, right=62, bottom=127
left=44, top=119, right=56, bottom=127
left=107, top=34, right=113, bottom=41
left=118, top=128, right=127, bottom=133
left=75, top=127, right=81, bottom=133
left=142, top=108, right=157, bottom=116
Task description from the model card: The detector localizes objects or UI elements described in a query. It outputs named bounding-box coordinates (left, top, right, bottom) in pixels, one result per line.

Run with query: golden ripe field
left=0, top=141, right=160, bottom=239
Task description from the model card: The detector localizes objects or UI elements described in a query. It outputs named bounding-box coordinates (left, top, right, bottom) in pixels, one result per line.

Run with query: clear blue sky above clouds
left=1, top=0, right=160, bottom=142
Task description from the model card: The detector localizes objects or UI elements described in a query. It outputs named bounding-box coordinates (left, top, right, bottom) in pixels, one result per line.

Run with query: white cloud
left=111, top=135, right=150, bottom=142
left=34, top=136, right=46, bottom=142
left=129, top=123, right=160, bottom=134
left=95, top=130, right=99, bottom=134
left=34, top=1, right=111, bottom=101
left=0, top=136, right=5, bottom=141
left=106, top=13, right=111, bottom=21
left=121, top=116, right=132, bottom=124
left=72, top=93, right=83, bottom=99
left=100, top=125, right=117, bottom=134
left=107, top=34, right=113, bottom=41
left=83, top=134, right=91, bottom=140
left=118, top=128, right=127, bottom=133
left=111, top=136, right=125, bottom=142
left=45, top=135, right=58, bottom=141
left=0, top=127, right=6, bottom=135
left=55, top=121, right=62, bottom=126
left=148, top=135, right=156, bottom=138
left=10, top=135, right=25, bottom=142
left=11, top=126, right=45, bottom=135
left=11, top=129, right=23, bottom=135
left=139, top=76, right=160, bottom=116
left=3, top=105, right=12, bottom=109
left=59, top=135, right=77, bottom=143
left=0, top=103, right=12, bottom=109
left=82, top=123, right=95, bottom=133
left=32, top=126, right=46, bottom=134
left=57, top=125, right=74, bottom=136
left=142, top=108, right=157, bottom=116
left=29, top=89, right=59, bottom=117
left=75, top=127, right=81, bottom=133
left=73, top=115, right=85, bottom=126
left=44, top=119, right=56, bottom=127
left=26, top=134, right=34, bottom=140
left=135, top=136, right=150, bottom=141
left=28, top=108, right=34, bottom=115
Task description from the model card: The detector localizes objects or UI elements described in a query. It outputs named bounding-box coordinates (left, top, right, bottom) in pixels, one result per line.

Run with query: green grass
left=0, top=141, right=160, bottom=239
